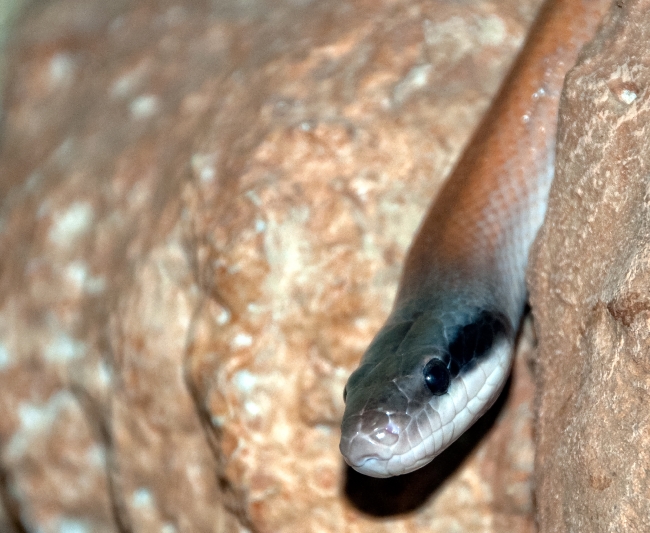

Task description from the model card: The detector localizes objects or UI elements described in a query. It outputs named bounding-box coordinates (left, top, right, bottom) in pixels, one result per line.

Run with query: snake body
left=340, top=0, right=610, bottom=478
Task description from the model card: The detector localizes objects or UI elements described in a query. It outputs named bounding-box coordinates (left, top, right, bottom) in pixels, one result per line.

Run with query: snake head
left=340, top=306, right=514, bottom=477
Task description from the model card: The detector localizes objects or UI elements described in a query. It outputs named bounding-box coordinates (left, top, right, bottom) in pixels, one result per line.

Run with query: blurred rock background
left=0, top=0, right=30, bottom=106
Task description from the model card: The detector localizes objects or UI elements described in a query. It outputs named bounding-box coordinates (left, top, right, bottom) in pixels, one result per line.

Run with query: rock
left=528, top=0, right=650, bottom=530
left=0, top=0, right=544, bottom=531
left=0, top=0, right=31, bottom=106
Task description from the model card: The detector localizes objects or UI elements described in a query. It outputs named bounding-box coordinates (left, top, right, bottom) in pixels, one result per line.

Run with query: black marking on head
left=448, top=311, right=508, bottom=374
left=423, top=310, right=509, bottom=393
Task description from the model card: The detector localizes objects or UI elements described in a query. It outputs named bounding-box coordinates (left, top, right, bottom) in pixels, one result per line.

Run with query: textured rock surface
left=0, top=0, right=545, bottom=531
left=528, top=0, right=650, bottom=530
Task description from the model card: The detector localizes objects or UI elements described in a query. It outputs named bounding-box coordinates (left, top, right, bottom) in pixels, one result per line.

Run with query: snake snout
left=339, top=410, right=412, bottom=476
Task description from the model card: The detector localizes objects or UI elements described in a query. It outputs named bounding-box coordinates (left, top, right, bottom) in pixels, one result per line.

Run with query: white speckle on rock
left=18, top=404, right=46, bottom=432
left=57, top=518, right=90, bottom=533
left=132, top=487, right=155, bottom=508
left=246, top=303, right=264, bottom=314
left=86, top=444, right=106, bottom=467
left=215, top=307, right=231, bottom=325
left=244, top=401, right=261, bottom=416
left=245, top=190, right=262, bottom=206
left=392, top=64, right=432, bottom=105
left=111, top=62, right=148, bottom=98
left=619, top=89, right=637, bottom=104
left=161, top=524, right=178, bottom=533
left=200, top=166, right=215, bottom=183
left=315, top=424, right=332, bottom=435
left=211, top=414, right=226, bottom=428
left=64, top=261, right=106, bottom=294
left=232, top=333, right=253, bottom=348
left=406, top=64, right=431, bottom=87
left=65, top=261, right=89, bottom=288
left=477, top=14, right=506, bottom=46
left=191, top=153, right=219, bottom=184
left=234, top=370, right=257, bottom=393
left=130, top=94, right=159, bottom=119
left=45, top=333, right=86, bottom=362
left=112, top=76, right=133, bottom=97
left=0, top=341, right=11, bottom=369
left=7, top=392, right=75, bottom=459
left=48, top=202, right=94, bottom=247
left=227, top=263, right=242, bottom=274
left=49, top=53, right=75, bottom=87
left=96, top=360, right=113, bottom=387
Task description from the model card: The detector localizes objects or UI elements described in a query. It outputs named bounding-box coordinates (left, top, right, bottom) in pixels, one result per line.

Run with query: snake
left=339, top=0, right=611, bottom=478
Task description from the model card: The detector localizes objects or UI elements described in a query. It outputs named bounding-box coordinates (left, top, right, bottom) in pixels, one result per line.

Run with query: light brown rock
left=0, top=0, right=546, bottom=531
left=0, top=1, right=239, bottom=531
left=528, top=0, right=650, bottom=530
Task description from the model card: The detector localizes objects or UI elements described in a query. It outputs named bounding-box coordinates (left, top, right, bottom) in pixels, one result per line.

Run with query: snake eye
left=423, top=359, right=450, bottom=395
